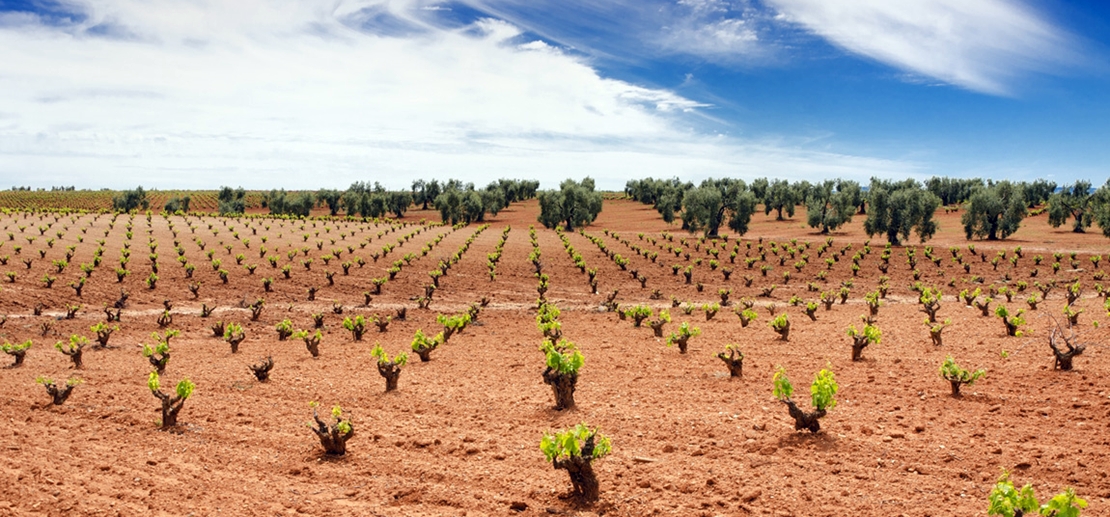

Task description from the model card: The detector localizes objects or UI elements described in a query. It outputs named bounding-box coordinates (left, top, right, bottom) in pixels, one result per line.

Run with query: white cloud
left=765, top=0, right=1077, bottom=95
left=0, top=0, right=921, bottom=190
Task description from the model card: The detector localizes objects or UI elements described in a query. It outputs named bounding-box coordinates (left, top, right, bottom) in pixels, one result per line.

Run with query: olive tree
left=112, top=186, right=149, bottom=212
left=218, top=186, right=246, bottom=215
left=961, top=181, right=1027, bottom=240
left=763, top=179, right=799, bottom=220
left=267, top=189, right=315, bottom=217
left=412, top=179, right=441, bottom=210
left=316, top=189, right=343, bottom=216
left=925, top=177, right=983, bottom=206
left=806, top=180, right=857, bottom=234
left=680, top=179, right=757, bottom=237
left=1048, top=180, right=1094, bottom=233
left=537, top=178, right=603, bottom=231
left=1094, top=180, right=1110, bottom=238
left=625, top=177, right=692, bottom=228
left=1023, top=179, right=1057, bottom=208
left=863, top=178, right=941, bottom=246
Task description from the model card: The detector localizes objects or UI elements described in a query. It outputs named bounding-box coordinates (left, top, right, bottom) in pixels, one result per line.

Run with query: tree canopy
left=538, top=178, right=603, bottom=231
left=805, top=180, right=858, bottom=234
left=961, top=181, right=1027, bottom=240
left=112, top=186, right=149, bottom=213
left=1048, top=181, right=1094, bottom=233
left=863, top=179, right=941, bottom=246
left=680, top=179, right=757, bottom=237
left=217, top=186, right=246, bottom=215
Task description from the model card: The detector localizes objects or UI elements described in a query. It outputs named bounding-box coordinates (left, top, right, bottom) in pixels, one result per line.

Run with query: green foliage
left=217, top=186, right=246, bottom=215
left=370, top=344, right=408, bottom=367
left=806, top=179, right=857, bottom=233
left=623, top=304, right=652, bottom=327
left=537, top=178, right=603, bottom=231
left=995, top=305, right=1027, bottom=336
left=1040, top=488, right=1088, bottom=517
left=176, top=378, right=195, bottom=399
left=54, top=334, right=88, bottom=353
left=112, top=186, right=149, bottom=212
left=769, top=313, right=789, bottom=331
left=810, top=368, right=838, bottom=412
left=988, top=470, right=1086, bottom=517
left=541, top=339, right=584, bottom=375
left=2, top=339, right=32, bottom=353
left=863, top=179, right=941, bottom=245
left=410, top=329, right=443, bottom=353
left=940, top=355, right=985, bottom=386
left=275, top=319, right=294, bottom=340
left=763, top=179, right=799, bottom=220
left=962, top=182, right=1027, bottom=240
left=1048, top=181, right=1094, bottom=233
left=148, top=371, right=194, bottom=400
left=666, top=322, right=700, bottom=347
left=680, top=179, right=758, bottom=237
left=342, top=315, right=366, bottom=337
left=224, top=322, right=245, bottom=343
left=142, top=340, right=170, bottom=358
left=847, top=324, right=881, bottom=344
left=266, top=189, right=315, bottom=217
left=540, top=423, right=611, bottom=462
left=436, top=312, right=471, bottom=331
left=772, top=366, right=793, bottom=401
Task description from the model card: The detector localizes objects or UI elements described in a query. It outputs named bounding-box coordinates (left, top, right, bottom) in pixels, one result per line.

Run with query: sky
left=0, top=0, right=1107, bottom=191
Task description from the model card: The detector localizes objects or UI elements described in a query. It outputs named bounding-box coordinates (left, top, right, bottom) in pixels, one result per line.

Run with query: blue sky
left=0, top=0, right=1106, bottom=190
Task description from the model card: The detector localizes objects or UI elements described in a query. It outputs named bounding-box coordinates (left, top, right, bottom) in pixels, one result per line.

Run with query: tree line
left=626, top=177, right=1110, bottom=243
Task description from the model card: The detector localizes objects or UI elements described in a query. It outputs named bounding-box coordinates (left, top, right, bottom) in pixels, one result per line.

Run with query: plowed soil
left=1, top=200, right=1108, bottom=517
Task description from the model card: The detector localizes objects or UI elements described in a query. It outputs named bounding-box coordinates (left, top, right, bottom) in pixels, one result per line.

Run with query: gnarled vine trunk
left=311, top=409, right=354, bottom=455
left=153, top=391, right=186, bottom=428
left=542, top=368, right=577, bottom=410
left=552, top=435, right=600, bottom=502
left=378, top=362, right=402, bottom=392
left=782, top=399, right=825, bottom=433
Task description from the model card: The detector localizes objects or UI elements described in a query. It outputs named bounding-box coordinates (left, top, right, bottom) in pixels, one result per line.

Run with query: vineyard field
left=0, top=199, right=1107, bottom=516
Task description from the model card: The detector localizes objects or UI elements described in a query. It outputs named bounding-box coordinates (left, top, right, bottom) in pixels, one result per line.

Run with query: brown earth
left=1, top=199, right=1108, bottom=517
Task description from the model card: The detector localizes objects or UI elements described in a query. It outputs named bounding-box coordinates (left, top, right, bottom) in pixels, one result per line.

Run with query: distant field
left=0, top=189, right=271, bottom=212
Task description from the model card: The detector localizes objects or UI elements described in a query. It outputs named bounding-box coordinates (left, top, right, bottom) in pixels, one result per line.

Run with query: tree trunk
left=949, top=380, right=962, bottom=397
left=717, top=354, right=743, bottom=377
left=851, top=340, right=867, bottom=361
left=782, top=399, right=825, bottom=432
left=378, top=363, right=401, bottom=391
left=45, top=382, right=75, bottom=405
left=542, top=369, right=577, bottom=410
left=156, top=392, right=185, bottom=428
left=558, top=457, right=599, bottom=502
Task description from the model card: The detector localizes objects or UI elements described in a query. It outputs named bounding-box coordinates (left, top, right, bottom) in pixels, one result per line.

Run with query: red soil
left=0, top=200, right=1108, bottom=516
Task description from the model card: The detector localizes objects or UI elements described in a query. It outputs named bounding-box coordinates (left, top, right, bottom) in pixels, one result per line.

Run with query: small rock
left=741, top=489, right=761, bottom=503
left=662, top=444, right=675, bottom=453
left=509, top=501, right=528, bottom=512
left=914, top=425, right=926, bottom=433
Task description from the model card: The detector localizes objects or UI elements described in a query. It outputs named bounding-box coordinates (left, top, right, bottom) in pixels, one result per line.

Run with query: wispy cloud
left=0, top=0, right=922, bottom=189
left=764, top=0, right=1079, bottom=95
